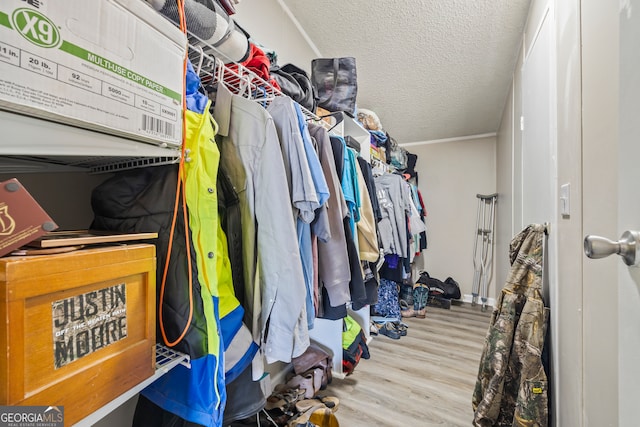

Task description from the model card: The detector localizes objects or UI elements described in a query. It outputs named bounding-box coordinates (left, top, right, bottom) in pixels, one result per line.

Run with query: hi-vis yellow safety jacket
left=93, top=64, right=259, bottom=427
left=141, top=101, right=257, bottom=427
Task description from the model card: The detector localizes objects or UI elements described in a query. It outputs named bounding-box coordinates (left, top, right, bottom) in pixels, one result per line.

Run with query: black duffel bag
left=416, top=272, right=461, bottom=300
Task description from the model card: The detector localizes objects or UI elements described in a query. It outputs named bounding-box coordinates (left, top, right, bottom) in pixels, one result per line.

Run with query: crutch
left=471, top=193, right=497, bottom=311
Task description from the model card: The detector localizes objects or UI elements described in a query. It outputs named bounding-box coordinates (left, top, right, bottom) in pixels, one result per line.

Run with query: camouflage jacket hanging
left=472, top=224, right=550, bottom=427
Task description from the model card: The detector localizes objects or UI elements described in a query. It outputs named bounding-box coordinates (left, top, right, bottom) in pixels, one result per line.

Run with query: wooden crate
left=0, top=244, right=156, bottom=426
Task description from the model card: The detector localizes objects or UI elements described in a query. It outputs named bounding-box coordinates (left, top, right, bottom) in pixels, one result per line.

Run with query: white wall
left=233, top=0, right=320, bottom=72
left=521, top=6, right=557, bottom=235
left=406, top=137, right=497, bottom=300
left=512, top=43, right=524, bottom=235
left=495, top=85, right=514, bottom=302
left=520, top=12, right=560, bottom=426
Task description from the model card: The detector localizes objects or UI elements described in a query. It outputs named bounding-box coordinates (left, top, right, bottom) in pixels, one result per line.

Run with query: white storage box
left=0, top=0, right=186, bottom=147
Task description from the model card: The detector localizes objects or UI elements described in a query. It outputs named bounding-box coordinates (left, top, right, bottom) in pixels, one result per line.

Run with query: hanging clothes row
left=355, top=108, right=429, bottom=330
left=90, top=42, right=390, bottom=426
left=372, top=170, right=428, bottom=321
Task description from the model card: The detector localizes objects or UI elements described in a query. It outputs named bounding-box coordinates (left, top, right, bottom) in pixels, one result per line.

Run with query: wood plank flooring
left=326, top=303, right=492, bottom=427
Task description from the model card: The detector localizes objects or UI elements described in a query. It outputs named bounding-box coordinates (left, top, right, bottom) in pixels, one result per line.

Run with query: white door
left=582, top=0, right=640, bottom=425
left=614, top=3, right=640, bottom=424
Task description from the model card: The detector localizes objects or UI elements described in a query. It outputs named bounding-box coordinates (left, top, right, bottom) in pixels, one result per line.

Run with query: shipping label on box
left=0, top=0, right=186, bottom=147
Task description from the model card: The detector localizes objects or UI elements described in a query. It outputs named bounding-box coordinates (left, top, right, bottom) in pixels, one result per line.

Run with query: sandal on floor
left=370, top=321, right=379, bottom=336
left=315, top=395, right=339, bottom=412
left=263, top=408, right=292, bottom=426
left=295, top=399, right=321, bottom=413
left=265, top=387, right=306, bottom=411
left=287, top=403, right=325, bottom=427
left=400, top=300, right=416, bottom=318
left=375, top=322, right=401, bottom=339
left=392, top=321, right=408, bottom=336
left=295, top=395, right=339, bottom=414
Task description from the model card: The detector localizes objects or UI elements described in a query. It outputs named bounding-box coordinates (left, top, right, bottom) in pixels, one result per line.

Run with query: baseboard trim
left=463, top=294, right=496, bottom=308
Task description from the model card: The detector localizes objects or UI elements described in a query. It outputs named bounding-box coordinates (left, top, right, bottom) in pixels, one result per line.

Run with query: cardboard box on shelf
left=0, top=0, right=186, bottom=147
left=0, top=244, right=156, bottom=425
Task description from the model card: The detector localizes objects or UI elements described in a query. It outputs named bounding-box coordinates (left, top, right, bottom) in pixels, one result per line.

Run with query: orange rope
left=159, top=0, right=193, bottom=347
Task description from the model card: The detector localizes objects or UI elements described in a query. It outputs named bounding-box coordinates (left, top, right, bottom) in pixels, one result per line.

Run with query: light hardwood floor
left=327, top=303, right=492, bottom=426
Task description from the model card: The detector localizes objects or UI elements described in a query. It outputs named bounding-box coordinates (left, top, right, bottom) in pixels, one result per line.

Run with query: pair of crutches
left=472, top=193, right=497, bottom=311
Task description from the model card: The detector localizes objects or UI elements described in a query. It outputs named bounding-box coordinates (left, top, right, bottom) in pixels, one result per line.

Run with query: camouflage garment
left=472, top=224, right=550, bottom=427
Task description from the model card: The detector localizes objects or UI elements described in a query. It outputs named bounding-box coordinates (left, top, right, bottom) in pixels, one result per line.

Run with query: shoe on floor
left=392, top=321, right=408, bottom=336
left=400, top=299, right=415, bottom=318
left=401, top=308, right=415, bottom=318
left=375, top=322, right=401, bottom=339
left=413, top=284, right=429, bottom=318
left=370, top=322, right=379, bottom=336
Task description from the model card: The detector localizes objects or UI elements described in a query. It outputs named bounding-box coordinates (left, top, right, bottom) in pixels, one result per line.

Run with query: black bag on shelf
left=271, top=63, right=317, bottom=112
left=311, top=57, right=357, bottom=114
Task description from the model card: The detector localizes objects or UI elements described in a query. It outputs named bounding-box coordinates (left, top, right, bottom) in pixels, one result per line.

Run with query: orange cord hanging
left=158, top=0, right=194, bottom=347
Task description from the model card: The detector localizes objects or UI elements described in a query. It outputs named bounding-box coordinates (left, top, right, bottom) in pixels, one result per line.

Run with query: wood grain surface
left=327, top=304, right=491, bottom=426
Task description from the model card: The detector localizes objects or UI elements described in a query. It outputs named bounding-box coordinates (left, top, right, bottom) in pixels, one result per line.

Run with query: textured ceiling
left=280, top=0, right=531, bottom=144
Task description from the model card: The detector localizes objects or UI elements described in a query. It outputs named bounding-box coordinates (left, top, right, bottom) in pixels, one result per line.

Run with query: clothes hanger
left=194, top=45, right=205, bottom=76
left=321, top=111, right=345, bottom=132
left=252, top=86, right=273, bottom=108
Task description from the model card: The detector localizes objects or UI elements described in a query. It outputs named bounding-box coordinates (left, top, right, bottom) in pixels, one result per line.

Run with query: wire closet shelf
left=186, top=33, right=327, bottom=127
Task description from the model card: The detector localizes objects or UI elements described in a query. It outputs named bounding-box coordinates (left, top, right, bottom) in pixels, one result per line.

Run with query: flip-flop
left=315, top=395, right=339, bottom=412
left=265, top=387, right=306, bottom=411
left=287, top=403, right=326, bottom=427
left=295, top=395, right=339, bottom=413
left=295, top=399, right=321, bottom=413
